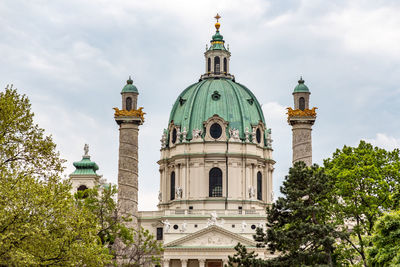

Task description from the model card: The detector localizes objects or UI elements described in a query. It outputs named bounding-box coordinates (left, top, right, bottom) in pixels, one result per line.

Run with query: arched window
left=78, top=185, right=88, bottom=191
left=170, top=172, right=175, bottom=200
left=208, top=58, right=211, bottom=72
left=209, top=168, right=222, bottom=197
left=256, top=128, right=261, bottom=144
left=77, top=185, right=88, bottom=198
left=223, top=58, right=227, bottom=73
left=126, top=97, right=132, bottom=111
left=299, top=97, right=305, bottom=111
left=172, top=128, right=177, bottom=144
left=257, top=171, right=262, bottom=200
left=214, top=56, right=220, bottom=74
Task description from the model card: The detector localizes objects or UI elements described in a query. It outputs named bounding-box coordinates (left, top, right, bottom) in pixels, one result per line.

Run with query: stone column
left=223, top=259, right=229, bottom=266
left=289, top=121, right=314, bottom=166
left=198, top=259, right=206, bottom=267
left=181, top=259, right=188, bottom=267
left=163, top=259, right=170, bottom=267
left=116, top=120, right=140, bottom=227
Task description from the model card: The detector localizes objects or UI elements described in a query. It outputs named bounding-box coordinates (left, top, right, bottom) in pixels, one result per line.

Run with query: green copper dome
left=71, top=155, right=99, bottom=176
left=293, top=77, right=310, bottom=93
left=168, top=78, right=267, bottom=144
left=121, top=76, right=138, bottom=94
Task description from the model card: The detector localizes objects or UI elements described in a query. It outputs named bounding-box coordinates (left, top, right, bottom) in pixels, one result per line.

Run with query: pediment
left=165, top=225, right=256, bottom=247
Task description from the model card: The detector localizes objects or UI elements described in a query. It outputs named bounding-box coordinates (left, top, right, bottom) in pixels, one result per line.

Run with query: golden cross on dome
left=214, top=13, right=221, bottom=22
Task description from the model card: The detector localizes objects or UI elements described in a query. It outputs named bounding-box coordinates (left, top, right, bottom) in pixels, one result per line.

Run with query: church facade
left=70, top=16, right=317, bottom=267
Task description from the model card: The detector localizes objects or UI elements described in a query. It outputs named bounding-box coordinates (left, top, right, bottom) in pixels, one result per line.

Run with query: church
left=70, top=15, right=317, bottom=267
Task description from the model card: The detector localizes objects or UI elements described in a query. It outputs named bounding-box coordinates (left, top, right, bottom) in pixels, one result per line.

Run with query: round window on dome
left=172, top=128, right=177, bottom=144
left=256, top=128, right=261, bottom=144
left=210, top=123, right=222, bottom=139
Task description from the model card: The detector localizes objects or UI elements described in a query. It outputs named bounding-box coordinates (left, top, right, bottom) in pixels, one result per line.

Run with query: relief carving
left=182, top=232, right=237, bottom=246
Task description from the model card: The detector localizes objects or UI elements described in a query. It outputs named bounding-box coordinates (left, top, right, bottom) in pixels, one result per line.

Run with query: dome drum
left=164, top=118, right=269, bottom=148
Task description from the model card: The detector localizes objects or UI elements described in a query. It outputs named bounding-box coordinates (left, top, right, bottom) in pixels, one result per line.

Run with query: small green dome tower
left=69, top=144, right=101, bottom=193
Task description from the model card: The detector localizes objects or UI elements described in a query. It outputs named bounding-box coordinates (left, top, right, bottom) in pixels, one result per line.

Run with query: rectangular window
left=257, top=172, right=262, bottom=200
left=156, top=227, right=163, bottom=240
left=170, top=172, right=175, bottom=200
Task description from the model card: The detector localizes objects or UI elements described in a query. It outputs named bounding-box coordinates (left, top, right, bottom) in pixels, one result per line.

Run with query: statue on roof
left=84, top=144, right=89, bottom=156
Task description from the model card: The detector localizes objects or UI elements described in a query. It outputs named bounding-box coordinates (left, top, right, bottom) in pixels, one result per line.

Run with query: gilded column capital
left=286, top=107, right=317, bottom=119
left=113, top=107, right=146, bottom=121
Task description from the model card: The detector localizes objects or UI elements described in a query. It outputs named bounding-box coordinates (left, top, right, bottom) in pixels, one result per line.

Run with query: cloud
left=262, top=102, right=287, bottom=124
left=262, top=102, right=291, bottom=199
left=319, top=4, right=400, bottom=59
left=138, top=190, right=158, bottom=211
left=363, top=133, right=400, bottom=151
left=2, top=0, right=400, bottom=209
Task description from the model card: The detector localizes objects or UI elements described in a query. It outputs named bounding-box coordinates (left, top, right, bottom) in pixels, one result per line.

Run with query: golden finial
left=214, top=13, right=221, bottom=30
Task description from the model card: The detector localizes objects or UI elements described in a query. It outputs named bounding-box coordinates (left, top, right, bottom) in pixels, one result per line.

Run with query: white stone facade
left=136, top=112, right=275, bottom=266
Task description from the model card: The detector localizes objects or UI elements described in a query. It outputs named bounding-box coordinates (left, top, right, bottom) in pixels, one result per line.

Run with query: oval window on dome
left=256, top=128, right=261, bottom=144
left=172, top=128, right=177, bottom=144
left=210, top=123, right=222, bottom=139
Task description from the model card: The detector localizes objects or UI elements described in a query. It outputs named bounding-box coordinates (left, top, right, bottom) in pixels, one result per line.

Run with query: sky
left=1, top=0, right=400, bottom=210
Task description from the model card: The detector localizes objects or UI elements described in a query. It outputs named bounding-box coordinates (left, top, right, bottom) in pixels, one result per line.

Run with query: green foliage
left=226, top=243, right=265, bottom=267
left=75, top=185, right=121, bottom=248
left=121, top=227, right=164, bottom=267
left=367, top=211, right=400, bottom=266
left=0, top=87, right=111, bottom=265
left=262, top=162, right=337, bottom=266
left=228, top=162, right=338, bottom=267
left=75, top=185, right=163, bottom=266
left=324, top=141, right=400, bottom=266
left=0, top=86, right=63, bottom=177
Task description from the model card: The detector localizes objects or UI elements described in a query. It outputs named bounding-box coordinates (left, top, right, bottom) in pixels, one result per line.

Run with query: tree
left=75, top=185, right=163, bottom=266
left=228, top=162, right=338, bottom=267
left=324, top=141, right=400, bottom=266
left=0, top=86, right=111, bottom=265
left=262, top=162, right=337, bottom=266
left=75, top=185, right=122, bottom=251
left=226, top=243, right=265, bottom=267
left=120, top=227, right=164, bottom=266
left=0, top=85, right=63, bottom=178
left=366, top=210, right=400, bottom=265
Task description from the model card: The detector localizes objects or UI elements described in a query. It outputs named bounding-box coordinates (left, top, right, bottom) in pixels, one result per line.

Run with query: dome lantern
left=293, top=76, right=310, bottom=93
left=201, top=14, right=234, bottom=81
left=120, top=75, right=138, bottom=111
